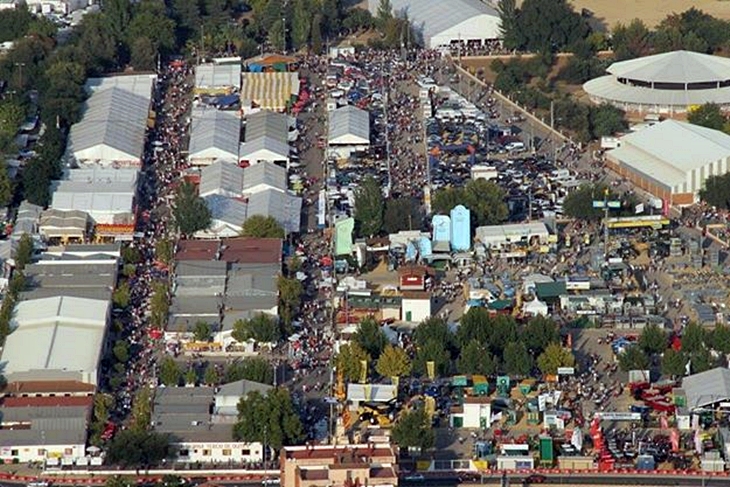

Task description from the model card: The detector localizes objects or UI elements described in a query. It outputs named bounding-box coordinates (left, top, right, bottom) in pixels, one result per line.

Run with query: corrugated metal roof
left=68, top=87, right=150, bottom=163
left=195, top=63, right=242, bottom=89
left=329, top=105, right=369, bottom=145
left=242, top=161, right=286, bottom=193
left=682, top=367, right=730, bottom=409
left=245, top=111, right=288, bottom=140
left=85, top=74, right=156, bottom=100
left=608, top=50, right=730, bottom=84
left=246, top=188, right=301, bottom=233
left=2, top=296, right=109, bottom=385
left=189, top=108, right=241, bottom=163
left=204, top=194, right=248, bottom=228
left=608, top=120, right=730, bottom=187
left=583, top=75, right=730, bottom=108
left=199, top=161, right=244, bottom=197
left=239, top=137, right=289, bottom=161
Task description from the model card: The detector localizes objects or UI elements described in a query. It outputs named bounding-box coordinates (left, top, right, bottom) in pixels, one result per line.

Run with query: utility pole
left=549, top=100, right=554, bottom=129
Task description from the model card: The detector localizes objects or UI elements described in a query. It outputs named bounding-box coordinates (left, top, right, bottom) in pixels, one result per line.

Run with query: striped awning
left=240, top=72, right=300, bottom=111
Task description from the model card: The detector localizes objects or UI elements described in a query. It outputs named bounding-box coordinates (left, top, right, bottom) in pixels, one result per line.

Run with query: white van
left=505, top=141, right=525, bottom=151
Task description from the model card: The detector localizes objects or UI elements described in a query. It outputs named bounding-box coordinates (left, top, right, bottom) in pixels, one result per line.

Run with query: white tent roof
left=68, top=87, right=150, bottom=164
left=368, top=0, right=501, bottom=48
left=189, top=108, right=241, bottom=163
left=51, top=168, right=138, bottom=216
left=246, top=188, right=301, bottom=233
left=329, top=105, right=370, bottom=145
left=199, top=161, right=244, bottom=197
left=608, top=50, right=730, bottom=84
left=242, top=161, right=287, bottom=193
left=584, top=75, right=730, bottom=108
left=240, top=136, right=289, bottom=162
left=246, top=111, right=288, bottom=140
left=85, top=74, right=156, bottom=100
left=204, top=194, right=248, bottom=228
left=2, top=296, right=109, bottom=385
left=347, top=383, right=397, bottom=403
left=608, top=120, right=730, bottom=187
left=195, top=63, right=242, bottom=90
left=240, top=72, right=300, bottom=111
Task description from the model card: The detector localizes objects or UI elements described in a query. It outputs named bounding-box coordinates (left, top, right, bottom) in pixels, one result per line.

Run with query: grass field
left=568, top=0, right=730, bottom=29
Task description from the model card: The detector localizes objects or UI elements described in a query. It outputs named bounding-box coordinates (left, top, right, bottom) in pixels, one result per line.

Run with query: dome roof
left=607, top=50, right=730, bottom=84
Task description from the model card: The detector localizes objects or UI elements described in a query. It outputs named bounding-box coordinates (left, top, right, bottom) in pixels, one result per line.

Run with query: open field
left=568, top=0, right=730, bottom=29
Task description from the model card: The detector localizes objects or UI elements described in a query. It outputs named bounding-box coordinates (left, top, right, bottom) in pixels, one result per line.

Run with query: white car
left=404, top=474, right=425, bottom=482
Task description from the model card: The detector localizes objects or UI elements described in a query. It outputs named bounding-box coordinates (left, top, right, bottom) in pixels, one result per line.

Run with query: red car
left=524, top=474, right=546, bottom=484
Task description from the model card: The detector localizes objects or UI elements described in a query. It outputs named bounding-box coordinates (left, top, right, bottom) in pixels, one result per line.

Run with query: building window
left=241, top=449, right=251, bottom=456
left=202, top=449, right=211, bottom=456
left=37, top=449, right=46, bottom=456
left=222, top=449, right=231, bottom=456
left=11, top=450, right=18, bottom=456
left=179, top=449, right=190, bottom=457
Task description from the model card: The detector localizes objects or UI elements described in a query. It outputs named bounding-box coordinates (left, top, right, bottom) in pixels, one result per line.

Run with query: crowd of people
left=105, top=61, right=194, bottom=426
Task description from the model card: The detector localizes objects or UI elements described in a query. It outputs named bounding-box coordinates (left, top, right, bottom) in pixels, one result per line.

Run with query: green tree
left=456, top=307, right=492, bottom=348
left=113, top=340, right=130, bottom=363
left=233, top=388, right=305, bottom=449
left=391, top=408, right=435, bottom=451
left=700, top=173, right=730, bottom=210
left=563, top=184, right=609, bottom=221
left=310, top=15, right=323, bottom=54
left=0, top=164, right=12, bottom=208
left=618, top=345, right=650, bottom=372
left=150, top=281, right=169, bottom=328
left=681, top=322, right=706, bottom=354
left=334, top=342, right=370, bottom=382
left=661, top=348, right=687, bottom=378
left=689, top=347, right=716, bottom=374
left=232, top=313, right=281, bottom=343
left=173, top=181, right=211, bottom=237
left=241, top=214, right=285, bottom=238
left=414, top=338, right=451, bottom=377
left=224, top=357, right=274, bottom=384
left=712, top=324, right=730, bottom=354
left=687, top=103, right=727, bottom=132
left=354, top=317, right=388, bottom=359
left=291, top=0, right=311, bottom=49
left=113, top=280, right=131, bottom=308
left=524, top=316, right=560, bottom=356
left=611, top=19, right=652, bottom=61
left=375, top=0, right=392, bottom=29
left=193, top=320, right=212, bottom=342
left=383, top=198, right=422, bottom=234
left=497, top=0, right=522, bottom=50
left=432, top=179, right=508, bottom=227
left=457, top=339, right=497, bottom=376
left=512, top=0, right=589, bottom=53
left=184, top=367, right=197, bottom=385
left=203, top=364, right=220, bottom=385
left=13, top=233, right=34, bottom=271
left=503, top=341, right=532, bottom=376
left=354, top=176, right=384, bottom=237
left=155, top=238, right=175, bottom=264
left=106, top=430, right=172, bottom=467
left=536, top=342, right=575, bottom=375
left=126, top=0, right=176, bottom=55
left=131, top=388, right=152, bottom=432
left=589, top=104, right=627, bottom=137
left=130, top=36, right=157, bottom=71
left=413, top=317, right=455, bottom=352
left=375, top=344, right=411, bottom=378
left=278, top=276, right=302, bottom=327
left=639, top=323, right=667, bottom=355
left=268, top=19, right=285, bottom=52
left=159, top=356, right=182, bottom=386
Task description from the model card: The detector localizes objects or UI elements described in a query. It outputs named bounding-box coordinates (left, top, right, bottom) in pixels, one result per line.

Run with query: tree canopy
left=106, top=429, right=172, bottom=467
left=173, top=181, right=211, bottom=237
left=687, top=103, right=730, bottom=133
left=432, top=179, right=508, bottom=227
left=375, top=344, right=412, bottom=378
left=354, top=175, right=384, bottom=237
left=224, top=357, right=274, bottom=384
left=335, top=342, right=370, bottom=382
left=232, top=313, right=283, bottom=343
left=233, top=388, right=305, bottom=450
left=536, top=343, right=575, bottom=375
left=499, top=0, right=590, bottom=52
left=700, top=173, right=730, bottom=210
left=391, top=408, right=435, bottom=451
left=353, top=317, right=388, bottom=360
left=241, top=215, right=285, bottom=238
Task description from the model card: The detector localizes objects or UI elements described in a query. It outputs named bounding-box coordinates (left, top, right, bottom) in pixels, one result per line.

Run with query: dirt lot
left=568, top=0, right=730, bottom=29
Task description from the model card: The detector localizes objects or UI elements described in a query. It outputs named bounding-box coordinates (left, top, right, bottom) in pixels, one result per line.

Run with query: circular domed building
left=583, top=50, right=730, bottom=114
